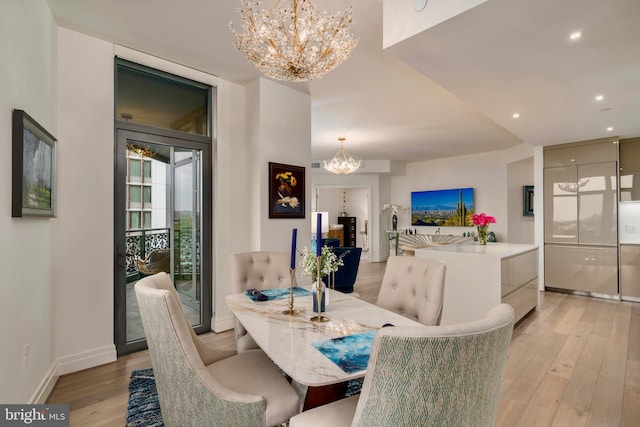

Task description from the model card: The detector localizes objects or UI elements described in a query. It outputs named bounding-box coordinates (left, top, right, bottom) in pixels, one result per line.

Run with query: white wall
left=52, top=38, right=308, bottom=379
left=0, top=18, right=263, bottom=401
left=346, top=188, right=369, bottom=249
left=212, top=77, right=312, bottom=325
left=111, top=47, right=251, bottom=334
left=312, top=172, right=387, bottom=262
left=316, top=187, right=370, bottom=252
left=391, top=143, right=534, bottom=242
left=317, top=188, right=342, bottom=220
left=0, top=0, right=56, bottom=404
left=54, top=27, right=116, bottom=375
left=314, top=144, right=534, bottom=263
left=251, top=78, right=311, bottom=256
left=507, top=157, right=535, bottom=243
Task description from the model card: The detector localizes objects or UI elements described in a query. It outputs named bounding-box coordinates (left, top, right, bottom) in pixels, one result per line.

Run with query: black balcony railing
left=126, top=228, right=170, bottom=277
left=125, top=227, right=200, bottom=279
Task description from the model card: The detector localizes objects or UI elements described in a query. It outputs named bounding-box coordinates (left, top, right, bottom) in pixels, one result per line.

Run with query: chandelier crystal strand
left=324, top=137, right=361, bottom=175
left=230, top=0, right=358, bottom=82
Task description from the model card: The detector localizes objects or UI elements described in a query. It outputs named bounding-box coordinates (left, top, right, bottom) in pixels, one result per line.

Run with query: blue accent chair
left=330, top=247, right=362, bottom=294
left=322, top=238, right=340, bottom=248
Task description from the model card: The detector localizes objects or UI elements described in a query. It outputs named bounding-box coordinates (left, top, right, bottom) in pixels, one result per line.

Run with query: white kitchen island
left=415, top=242, right=538, bottom=325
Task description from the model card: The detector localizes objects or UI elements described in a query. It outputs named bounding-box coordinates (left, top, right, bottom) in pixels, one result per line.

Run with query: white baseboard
left=212, top=314, right=234, bottom=333
left=31, top=362, right=60, bottom=404
left=56, top=345, right=117, bottom=376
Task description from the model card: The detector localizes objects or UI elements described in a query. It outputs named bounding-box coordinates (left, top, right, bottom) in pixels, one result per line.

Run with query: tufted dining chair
left=375, top=255, right=446, bottom=326
left=231, top=251, right=291, bottom=352
left=135, top=272, right=300, bottom=427
left=289, top=304, right=515, bottom=427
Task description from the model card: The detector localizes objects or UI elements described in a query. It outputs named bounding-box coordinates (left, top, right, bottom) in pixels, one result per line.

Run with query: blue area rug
left=346, top=378, right=363, bottom=397
left=126, top=369, right=164, bottom=427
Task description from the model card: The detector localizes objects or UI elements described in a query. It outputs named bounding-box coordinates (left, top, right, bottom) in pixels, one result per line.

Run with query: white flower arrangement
left=381, top=203, right=408, bottom=216
left=299, top=246, right=345, bottom=279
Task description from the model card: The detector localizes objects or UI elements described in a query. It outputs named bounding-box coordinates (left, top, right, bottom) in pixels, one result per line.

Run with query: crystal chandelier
left=324, top=137, right=361, bottom=175
left=229, top=0, right=358, bottom=82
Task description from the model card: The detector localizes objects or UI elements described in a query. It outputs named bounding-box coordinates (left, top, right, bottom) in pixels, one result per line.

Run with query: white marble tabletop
left=226, top=288, right=424, bottom=387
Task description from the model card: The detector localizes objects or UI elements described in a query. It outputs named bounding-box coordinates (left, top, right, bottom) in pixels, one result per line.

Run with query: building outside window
left=126, top=152, right=163, bottom=230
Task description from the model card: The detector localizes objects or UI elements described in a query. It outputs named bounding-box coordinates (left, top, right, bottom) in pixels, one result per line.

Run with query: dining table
left=225, top=287, right=424, bottom=409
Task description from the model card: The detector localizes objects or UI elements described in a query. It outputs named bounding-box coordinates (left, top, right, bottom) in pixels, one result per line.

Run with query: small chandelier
left=324, top=137, right=361, bottom=175
left=229, top=0, right=358, bottom=82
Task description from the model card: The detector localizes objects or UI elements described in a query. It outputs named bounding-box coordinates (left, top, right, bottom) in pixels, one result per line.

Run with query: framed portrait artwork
left=12, top=109, right=57, bottom=217
left=269, top=162, right=305, bottom=218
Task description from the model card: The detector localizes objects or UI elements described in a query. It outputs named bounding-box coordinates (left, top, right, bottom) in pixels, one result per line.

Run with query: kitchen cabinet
left=543, top=138, right=617, bottom=167
left=543, top=140, right=618, bottom=296
left=544, top=244, right=618, bottom=295
left=543, top=162, right=617, bottom=245
left=620, top=244, right=640, bottom=300
left=415, top=243, right=538, bottom=325
left=620, top=137, right=640, bottom=202
left=543, top=165, right=578, bottom=244
left=578, top=162, right=618, bottom=245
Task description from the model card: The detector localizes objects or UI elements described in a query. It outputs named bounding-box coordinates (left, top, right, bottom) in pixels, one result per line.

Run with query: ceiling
left=46, top=0, right=640, bottom=163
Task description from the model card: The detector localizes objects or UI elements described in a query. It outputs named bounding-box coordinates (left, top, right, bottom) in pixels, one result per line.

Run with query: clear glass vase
left=477, top=226, right=488, bottom=245
left=312, top=281, right=327, bottom=312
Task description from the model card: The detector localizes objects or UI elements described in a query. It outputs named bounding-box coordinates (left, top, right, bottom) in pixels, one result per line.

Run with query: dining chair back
left=135, top=272, right=300, bottom=427
left=231, top=251, right=291, bottom=352
left=289, top=304, right=515, bottom=427
left=376, top=255, right=446, bottom=326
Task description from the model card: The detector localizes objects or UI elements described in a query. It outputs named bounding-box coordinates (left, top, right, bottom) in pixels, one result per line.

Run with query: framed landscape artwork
left=269, top=162, right=305, bottom=218
left=12, top=109, right=57, bottom=217
left=411, top=187, right=474, bottom=226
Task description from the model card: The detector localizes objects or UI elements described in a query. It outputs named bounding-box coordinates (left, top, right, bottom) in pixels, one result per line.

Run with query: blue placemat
left=312, top=330, right=377, bottom=374
left=245, top=286, right=312, bottom=301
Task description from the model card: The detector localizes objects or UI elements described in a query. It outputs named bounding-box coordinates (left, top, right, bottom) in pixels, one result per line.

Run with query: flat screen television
left=411, top=187, right=474, bottom=226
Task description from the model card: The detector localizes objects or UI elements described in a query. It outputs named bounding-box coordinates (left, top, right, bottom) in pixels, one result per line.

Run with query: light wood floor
left=47, top=260, right=639, bottom=426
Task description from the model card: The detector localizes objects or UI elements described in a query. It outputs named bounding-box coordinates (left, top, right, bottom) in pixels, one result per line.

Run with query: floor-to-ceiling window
left=114, top=59, right=213, bottom=355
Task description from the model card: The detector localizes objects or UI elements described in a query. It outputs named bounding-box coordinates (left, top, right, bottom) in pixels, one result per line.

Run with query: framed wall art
left=269, top=162, right=305, bottom=218
left=410, top=187, right=474, bottom=226
left=523, top=185, right=534, bottom=216
left=12, top=109, right=57, bottom=217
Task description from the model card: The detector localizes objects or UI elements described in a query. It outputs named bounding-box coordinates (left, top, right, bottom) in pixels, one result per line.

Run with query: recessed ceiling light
left=595, top=95, right=604, bottom=101
left=570, top=31, right=582, bottom=40
left=512, top=113, right=520, bottom=119
left=607, top=127, right=614, bottom=132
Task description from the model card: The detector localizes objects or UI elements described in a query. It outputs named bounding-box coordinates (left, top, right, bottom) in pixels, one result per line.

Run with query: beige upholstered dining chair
left=231, top=251, right=291, bottom=352
left=289, top=303, right=515, bottom=427
left=375, top=255, right=446, bottom=326
left=135, top=272, right=300, bottom=427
